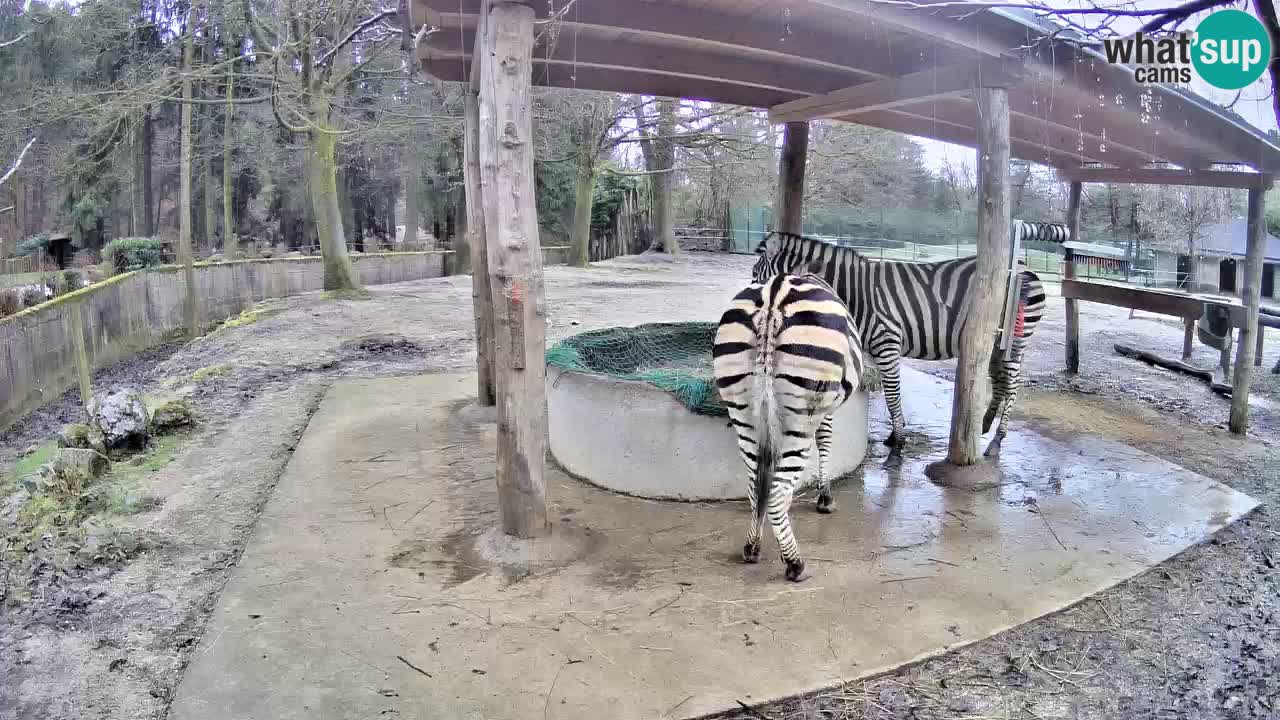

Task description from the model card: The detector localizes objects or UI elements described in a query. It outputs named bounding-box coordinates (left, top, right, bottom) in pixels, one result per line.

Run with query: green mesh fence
left=546, top=322, right=728, bottom=416
left=546, top=321, right=880, bottom=417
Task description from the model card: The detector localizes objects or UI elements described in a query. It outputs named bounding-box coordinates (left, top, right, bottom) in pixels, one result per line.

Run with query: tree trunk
left=478, top=2, right=549, bottom=537
left=12, top=173, right=25, bottom=241
left=179, top=8, right=199, bottom=337
left=385, top=190, right=396, bottom=251
left=403, top=159, right=419, bottom=249
left=222, top=66, right=236, bottom=257
left=464, top=89, right=494, bottom=402
left=947, top=86, right=1011, bottom=466
left=308, top=93, right=361, bottom=291
left=569, top=149, right=594, bottom=267
left=652, top=98, right=678, bottom=254
left=141, top=109, right=154, bottom=236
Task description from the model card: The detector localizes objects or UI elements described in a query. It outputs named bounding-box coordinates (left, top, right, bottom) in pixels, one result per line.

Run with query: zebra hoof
left=816, top=493, right=835, bottom=514
left=884, top=433, right=905, bottom=449
left=784, top=559, right=806, bottom=582
left=984, top=437, right=1004, bottom=457
left=742, top=543, right=761, bottom=564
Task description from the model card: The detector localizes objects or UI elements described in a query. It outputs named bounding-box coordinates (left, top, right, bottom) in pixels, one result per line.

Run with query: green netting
left=546, top=321, right=881, bottom=417
left=546, top=322, right=729, bottom=416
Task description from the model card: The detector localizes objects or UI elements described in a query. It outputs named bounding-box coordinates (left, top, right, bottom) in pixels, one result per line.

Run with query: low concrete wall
left=547, top=366, right=869, bottom=501
left=0, top=252, right=449, bottom=429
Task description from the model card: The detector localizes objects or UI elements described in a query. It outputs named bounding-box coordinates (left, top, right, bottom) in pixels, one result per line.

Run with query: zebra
left=713, top=268, right=864, bottom=582
left=752, top=222, right=1069, bottom=456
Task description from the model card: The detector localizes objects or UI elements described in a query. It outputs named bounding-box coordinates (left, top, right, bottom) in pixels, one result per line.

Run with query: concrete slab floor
left=168, top=369, right=1259, bottom=720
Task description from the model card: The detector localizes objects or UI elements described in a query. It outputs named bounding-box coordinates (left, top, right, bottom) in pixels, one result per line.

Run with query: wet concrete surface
left=167, top=370, right=1257, bottom=720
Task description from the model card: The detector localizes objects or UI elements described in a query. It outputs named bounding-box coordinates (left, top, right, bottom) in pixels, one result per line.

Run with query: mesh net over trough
left=545, top=321, right=878, bottom=417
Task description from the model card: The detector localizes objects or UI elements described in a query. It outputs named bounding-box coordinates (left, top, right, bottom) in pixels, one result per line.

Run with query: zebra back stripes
left=713, top=271, right=864, bottom=582
left=753, top=223, right=1068, bottom=455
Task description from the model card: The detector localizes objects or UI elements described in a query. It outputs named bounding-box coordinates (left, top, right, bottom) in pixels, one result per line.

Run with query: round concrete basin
left=547, top=365, right=869, bottom=501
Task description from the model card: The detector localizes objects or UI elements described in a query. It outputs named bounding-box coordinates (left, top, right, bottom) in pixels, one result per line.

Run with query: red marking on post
left=1014, top=300, right=1026, bottom=337
left=510, top=281, right=524, bottom=303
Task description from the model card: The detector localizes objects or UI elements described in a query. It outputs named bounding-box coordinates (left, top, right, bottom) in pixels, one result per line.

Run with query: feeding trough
left=545, top=322, right=870, bottom=501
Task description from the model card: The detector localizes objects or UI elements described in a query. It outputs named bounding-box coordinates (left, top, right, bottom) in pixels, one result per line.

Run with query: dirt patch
left=339, top=333, right=424, bottom=358
left=3, top=254, right=1280, bottom=719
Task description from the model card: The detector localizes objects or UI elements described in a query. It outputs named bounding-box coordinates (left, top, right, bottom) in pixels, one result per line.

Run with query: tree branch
left=315, top=8, right=398, bottom=68
left=0, top=137, right=37, bottom=189
left=0, top=31, right=31, bottom=49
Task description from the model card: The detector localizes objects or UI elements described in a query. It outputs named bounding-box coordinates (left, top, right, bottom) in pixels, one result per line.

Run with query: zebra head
left=751, top=238, right=773, bottom=283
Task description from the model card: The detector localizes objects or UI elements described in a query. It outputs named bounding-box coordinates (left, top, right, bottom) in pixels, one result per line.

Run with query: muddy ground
left=1, top=251, right=1277, bottom=720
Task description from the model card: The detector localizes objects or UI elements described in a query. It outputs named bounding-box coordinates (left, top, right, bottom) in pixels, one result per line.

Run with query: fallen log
left=1115, top=344, right=1235, bottom=397
left=1115, top=344, right=1213, bottom=382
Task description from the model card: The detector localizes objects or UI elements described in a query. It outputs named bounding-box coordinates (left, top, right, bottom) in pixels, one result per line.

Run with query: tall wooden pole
left=1063, top=181, right=1082, bottom=373
left=1229, top=184, right=1268, bottom=434
left=774, top=121, right=809, bottom=242
left=479, top=1, right=549, bottom=538
left=464, top=87, right=496, bottom=406
left=948, top=86, right=1011, bottom=466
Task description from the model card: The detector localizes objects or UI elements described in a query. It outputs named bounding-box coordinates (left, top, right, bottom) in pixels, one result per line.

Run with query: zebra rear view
left=713, top=271, right=864, bottom=582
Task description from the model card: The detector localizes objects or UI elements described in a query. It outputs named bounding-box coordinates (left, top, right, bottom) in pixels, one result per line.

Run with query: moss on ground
left=321, top=288, right=371, bottom=301
left=192, top=363, right=232, bottom=382
left=3, top=434, right=182, bottom=603
left=13, top=441, right=58, bottom=479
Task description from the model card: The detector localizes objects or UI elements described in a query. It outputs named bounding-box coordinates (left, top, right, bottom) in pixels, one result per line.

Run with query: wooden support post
left=948, top=86, right=1011, bottom=466
left=1183, top=317, right=1195, bottom=361
left=464, top=87, right=496, bottom=406
left=68, top=302, right=92, bottom=410
left=478, top=1, right=549, bottom=538
left=774, top=121, right=809, bottom=239
left=1063, top=181, right=1082, bottom=373
left=1229, top=186, right=1267, bottom=434
left=1256, top=324, right=1265, bottom=366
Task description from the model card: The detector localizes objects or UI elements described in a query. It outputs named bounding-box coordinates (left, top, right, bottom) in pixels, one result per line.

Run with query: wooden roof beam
left=845, top=109, right=1091, bottom=170
left=417, top=0, right=937, bottom=80
left=426, top=25, right=870, bottom=100
left=1056, top=167, right=1274, bottom=190
left=769, top=58, right=1025, bottom=124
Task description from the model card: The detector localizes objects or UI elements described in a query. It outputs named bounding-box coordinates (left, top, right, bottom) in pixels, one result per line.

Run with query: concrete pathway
left=168, top=369, right=1258, bottom=720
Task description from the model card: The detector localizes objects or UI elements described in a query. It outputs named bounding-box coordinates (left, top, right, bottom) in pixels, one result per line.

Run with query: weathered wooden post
left=1183, top=317, right=1196, bottom=361
left=478, top=1, right=549, bottom=537
left=1063, top=181, right=1082, bottom=373
left=947, top=85, right=1012, bottom=466
left=774, top=121, right=809, bottom=241
left=464, top=13, right=496, bottom=407
left=67, top=302, right=92, bottom=410
left=1229, top=182, right=1269, bottom=433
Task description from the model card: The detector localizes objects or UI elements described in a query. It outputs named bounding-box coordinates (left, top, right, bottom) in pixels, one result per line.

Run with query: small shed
left=1153, top=219, right=1280, bottom=297
left=47, top=233, right=76, bottom=270
left=1063, top=241, right=1130, bottom=278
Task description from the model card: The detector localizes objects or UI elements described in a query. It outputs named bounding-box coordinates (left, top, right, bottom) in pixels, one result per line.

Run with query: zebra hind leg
left=982, top=345, right=1007, bottom=435
left=771, top=431, right=813, bottom=581
left=815, top=414, right=836, bottom=514
left=984, top=345, right=1024, bottom=457
left=742, top=462, right=764, bottom=563
left=876, top=355, right=907, bottom=448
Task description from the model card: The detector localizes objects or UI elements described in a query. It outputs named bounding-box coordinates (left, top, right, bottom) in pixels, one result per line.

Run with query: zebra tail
left=752, top=371, right=775, bottom=525
left=751, top=304, right=781, bottom=524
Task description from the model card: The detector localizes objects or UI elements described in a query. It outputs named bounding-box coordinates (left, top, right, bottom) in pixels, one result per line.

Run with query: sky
left=917, top=0, right=1279, bottom=172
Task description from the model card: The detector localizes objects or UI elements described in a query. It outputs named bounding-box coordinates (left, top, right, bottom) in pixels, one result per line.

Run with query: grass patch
left=3, top=434, right=182, bottom=603
left=192, top=363, right=232, bottom=382
left=12, top=440, right=58, bottom=479
left=214, top=303, right=284, bottom=333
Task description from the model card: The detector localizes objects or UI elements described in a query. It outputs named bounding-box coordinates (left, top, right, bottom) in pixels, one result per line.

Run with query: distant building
left=1151, top=219, right=1280, bottom=299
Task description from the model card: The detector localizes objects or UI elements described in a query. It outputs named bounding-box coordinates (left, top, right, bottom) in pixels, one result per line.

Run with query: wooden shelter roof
left=412, top=0, right=1280, bottom=174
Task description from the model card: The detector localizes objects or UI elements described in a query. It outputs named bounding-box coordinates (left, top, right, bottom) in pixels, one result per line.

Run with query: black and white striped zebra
left=752, top=222, right=1068, bottom=456
left=713, top=269, right=864, bottom=582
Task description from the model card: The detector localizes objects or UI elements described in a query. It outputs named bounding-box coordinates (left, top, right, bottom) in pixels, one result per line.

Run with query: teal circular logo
left=1193, top=10, right=1272, bottom=90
